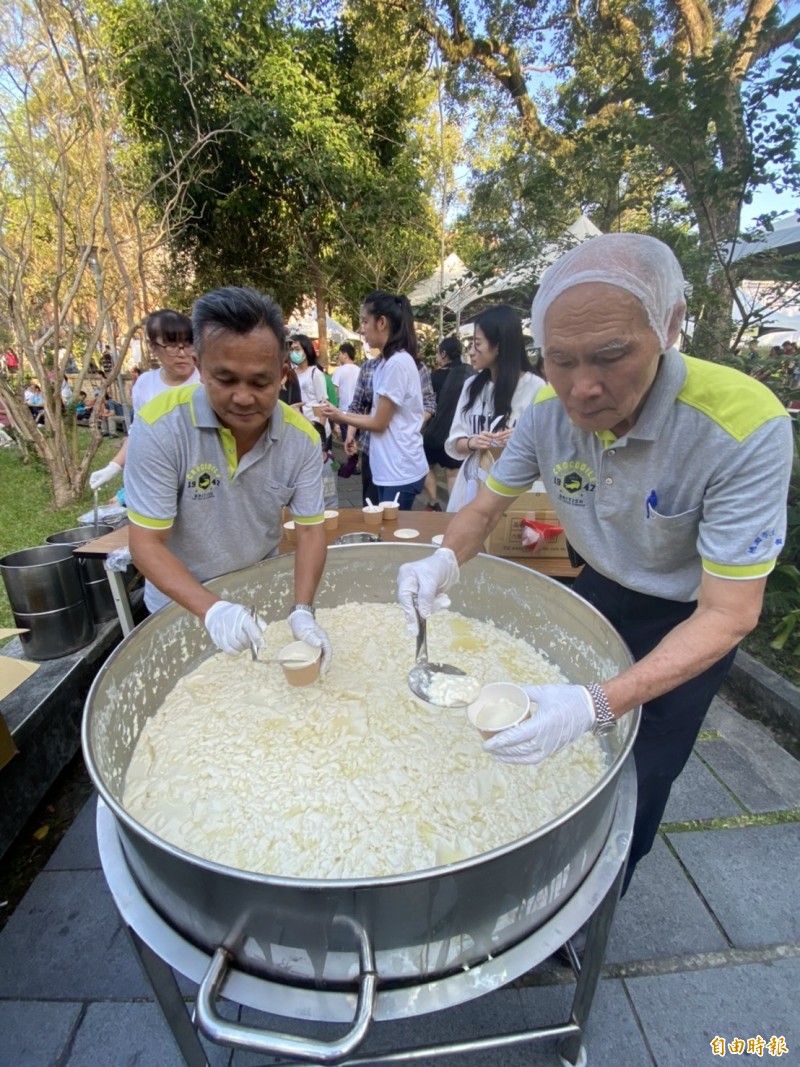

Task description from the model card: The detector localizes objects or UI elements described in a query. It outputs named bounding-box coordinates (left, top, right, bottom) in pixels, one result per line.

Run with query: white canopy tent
left=410, top=215, right=602, bottom=322
left=287, top=312, right=360, bottom=344
left=721, top=211, right=800, bottom=267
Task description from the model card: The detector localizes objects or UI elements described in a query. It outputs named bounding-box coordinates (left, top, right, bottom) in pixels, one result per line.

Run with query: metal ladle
left=407, top=600, right=467, bottom=706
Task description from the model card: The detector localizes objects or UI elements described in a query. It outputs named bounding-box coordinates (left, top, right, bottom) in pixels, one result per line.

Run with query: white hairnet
left=531, top=233, right=688, bottom=351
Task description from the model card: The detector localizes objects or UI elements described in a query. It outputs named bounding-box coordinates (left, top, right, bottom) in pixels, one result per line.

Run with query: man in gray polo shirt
left=126, top=287, right=332, bottom=667
left=398, top=234, right=793, bottom=898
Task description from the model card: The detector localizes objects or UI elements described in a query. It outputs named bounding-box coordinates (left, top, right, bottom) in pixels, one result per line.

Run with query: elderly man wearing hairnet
left=398, top=233, right=793, bottom=898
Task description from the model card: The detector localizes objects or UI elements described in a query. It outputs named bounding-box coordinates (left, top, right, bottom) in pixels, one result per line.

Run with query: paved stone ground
left=1, top=689, right=797, bottom=1067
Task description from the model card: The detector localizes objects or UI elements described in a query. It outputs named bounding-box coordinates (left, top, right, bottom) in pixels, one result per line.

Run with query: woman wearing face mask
left=444, top=304, right=546, bottom=511
left=319, top=291, right=428, bottom=510
left=290, top=334, right=328, bottom=441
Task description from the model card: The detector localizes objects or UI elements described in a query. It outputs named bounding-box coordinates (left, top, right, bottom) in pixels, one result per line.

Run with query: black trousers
left=572, top=566, right=737, bottom=893
left=361, top=451, right=378, bottom=508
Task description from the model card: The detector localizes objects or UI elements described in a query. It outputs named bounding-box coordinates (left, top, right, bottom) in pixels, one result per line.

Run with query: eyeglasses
left=152, top=341, right=194, bottom=354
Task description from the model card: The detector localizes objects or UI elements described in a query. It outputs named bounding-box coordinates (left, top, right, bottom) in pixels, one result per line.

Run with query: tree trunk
left=312, top=261, right=329, bottom=363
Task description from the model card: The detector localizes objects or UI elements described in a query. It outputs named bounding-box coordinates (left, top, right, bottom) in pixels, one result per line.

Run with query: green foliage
left=98, top=0, right=438, bottom=313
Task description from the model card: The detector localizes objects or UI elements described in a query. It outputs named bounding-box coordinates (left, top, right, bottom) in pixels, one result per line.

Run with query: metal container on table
left=45, top=525, right=116, bottom=623
left=0, top=544, right=93, bottom=659
left=83, top=545, right=639, bottom=991
left=77, top=504, right=128, bottom=531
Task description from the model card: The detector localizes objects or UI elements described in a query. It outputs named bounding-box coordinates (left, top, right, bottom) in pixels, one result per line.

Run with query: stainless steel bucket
left=45, top=526, right=116, bottom=623
left=0, top=544, right=94, bottom=659
left=83, top=546, right=639, bottom=988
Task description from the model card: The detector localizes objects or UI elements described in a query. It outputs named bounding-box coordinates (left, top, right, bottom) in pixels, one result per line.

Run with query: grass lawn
left=0, top=436, right=123, bottom=637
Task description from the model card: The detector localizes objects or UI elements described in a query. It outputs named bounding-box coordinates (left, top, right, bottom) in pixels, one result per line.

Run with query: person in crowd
left=289, top=334, right=328, bottom=443
left=397, top=233, right=793, bottom=913
left=100, top=345, right=114, bottom=378
left=331, top=343, right=360, bottom=441
left=279, top=349, right=303, bottom=410
left=89, top=310, right=200, bottom=491
left=420, top=336, right=474, bottom=510
left=444, top=305, right=546, bottom=511
left=320, top=293, right=433, bottom=509
left=125, top=286, right=332, bottom=665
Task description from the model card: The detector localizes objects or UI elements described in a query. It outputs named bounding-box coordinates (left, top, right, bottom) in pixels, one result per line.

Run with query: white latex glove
left=484, top=684, right=596, bottom=765
left=288, top=608, right=333, bottom=673
left=89, top=461, right=122, bottom=490
left=397, top=548, right=460, bottom=635
left=204, top=601, right=267, bottom=655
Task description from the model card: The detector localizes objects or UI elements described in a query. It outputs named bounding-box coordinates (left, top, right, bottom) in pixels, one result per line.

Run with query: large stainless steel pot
left=82, top=545, right=639, bottom=993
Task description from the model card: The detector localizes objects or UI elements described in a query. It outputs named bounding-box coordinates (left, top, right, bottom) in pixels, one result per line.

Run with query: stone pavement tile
left=667, top=824, right=800, bottom=948
left=701, top=700, right=800, bottom=808
left=695, top=738, right=799, bottom=813
left=64, top=1002, right=233, bottom=1067
left=45, top=794, right=99, bottom=870
left=605, top=836, right=727, bottom=964
left=0, top=1001, right=81, bottom=1067
left=661, top=753, right=743, bottom=824
left=625, top=957, right=800, bottom=1067
left=0, top=869, right=150, bottom=998
left=520, top=978, right=653, bottom=1067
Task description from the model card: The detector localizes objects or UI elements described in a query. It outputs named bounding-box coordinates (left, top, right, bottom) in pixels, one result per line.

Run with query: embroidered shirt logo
left=187, top=463, right=221, bottom=500
left=551, top=461, right=596, bottom=507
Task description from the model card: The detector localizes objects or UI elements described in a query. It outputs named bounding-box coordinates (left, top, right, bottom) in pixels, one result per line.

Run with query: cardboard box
left=0, top=628, right=39, bottom=770
left=485, top=485, right=569, bottom=560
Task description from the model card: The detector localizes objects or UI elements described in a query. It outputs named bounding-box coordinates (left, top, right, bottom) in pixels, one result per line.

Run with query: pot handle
left=194, top=916, right=377, bottom=1064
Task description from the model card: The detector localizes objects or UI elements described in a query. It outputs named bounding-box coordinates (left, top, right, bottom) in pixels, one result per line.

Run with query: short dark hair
left=338, top=342, right=356, bottom=359
left=192, top=287, right=285, bottom=359
left=145, top=309, right=193, bottom=346
left=438, top=336, right=462, bottom=364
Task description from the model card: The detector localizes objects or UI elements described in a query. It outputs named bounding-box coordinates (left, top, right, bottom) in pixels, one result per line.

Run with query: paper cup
left=362, top=506, right=383, bottom=526
left=283, top=520, right=296, bottom=542
left=278, top=641, right=322, bottom=686
left=467, top=683, right=531, bottom=741
left=312, top=405, right=326, bottom=420
left=324, top=509, right=339, bottom=530
left=380, top=501, right=399, bottom=521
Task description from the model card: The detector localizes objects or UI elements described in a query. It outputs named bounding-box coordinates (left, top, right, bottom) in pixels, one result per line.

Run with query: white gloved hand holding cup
left=483, top=684, right=596, bottom=765
left=204, top=600, right=267, bottom=655
left=288, top=607, right=333, bottom=673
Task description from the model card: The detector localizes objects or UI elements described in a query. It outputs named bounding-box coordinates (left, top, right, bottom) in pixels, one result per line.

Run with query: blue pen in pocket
left=646, top=489, right=658, bottom=517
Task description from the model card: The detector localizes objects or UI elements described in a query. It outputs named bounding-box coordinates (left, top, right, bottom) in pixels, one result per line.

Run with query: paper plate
left=431, top=534, right=444, bottom=545
left=393, top=528, right=420, bottom=539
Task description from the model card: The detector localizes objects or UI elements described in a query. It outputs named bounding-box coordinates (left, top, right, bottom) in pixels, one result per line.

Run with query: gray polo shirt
left=125, top=385, right=324, bottom=612
left=486, top=349, right=793, bottom=601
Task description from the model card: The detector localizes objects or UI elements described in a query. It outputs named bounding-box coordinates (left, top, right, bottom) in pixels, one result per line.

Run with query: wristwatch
left=586, top=683, right=616, bottom=735
left=290, top=603, right=315, bottom=617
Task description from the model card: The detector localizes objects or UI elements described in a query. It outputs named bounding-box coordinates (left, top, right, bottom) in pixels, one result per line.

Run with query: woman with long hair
left=289, top=333, right=328, bottom=441
left=421, top=335, right=474, bottom=509
left=444, top=304, right=545, bottom=511
left=320, top=291, right=428, bottom=510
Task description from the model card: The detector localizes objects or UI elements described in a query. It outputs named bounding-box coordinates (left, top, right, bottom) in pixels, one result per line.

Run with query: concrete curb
left=721, top=649, right=800, bottom=759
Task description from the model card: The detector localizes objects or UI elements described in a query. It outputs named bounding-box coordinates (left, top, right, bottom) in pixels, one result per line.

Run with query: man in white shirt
left=330, top=343, right=361, bottom=442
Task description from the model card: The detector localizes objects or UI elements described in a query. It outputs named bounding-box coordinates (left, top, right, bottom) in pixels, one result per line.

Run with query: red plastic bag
left=520, top=517, right=564, bottom=553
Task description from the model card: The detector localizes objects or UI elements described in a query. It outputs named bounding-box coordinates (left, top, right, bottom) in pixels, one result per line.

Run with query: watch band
left=586, top=682, right=616, bottom=735
left=290, top=603, right=315, bottom=617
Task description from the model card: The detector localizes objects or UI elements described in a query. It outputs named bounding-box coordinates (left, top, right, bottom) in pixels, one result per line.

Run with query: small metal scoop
left=407, top=601, right=466, bottom=706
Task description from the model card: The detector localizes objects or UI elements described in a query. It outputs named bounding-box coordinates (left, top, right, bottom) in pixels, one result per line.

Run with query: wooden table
left=75, top=509, right=581, bottom=635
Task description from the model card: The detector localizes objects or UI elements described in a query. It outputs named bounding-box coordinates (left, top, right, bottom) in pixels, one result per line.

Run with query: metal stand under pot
left=98, top=760, right=635, bottom=1067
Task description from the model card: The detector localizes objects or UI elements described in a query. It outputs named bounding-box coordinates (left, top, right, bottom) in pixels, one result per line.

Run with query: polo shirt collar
left=189, top=385, right=282, bottom=442
left=617, top=347, right=687, bottom=443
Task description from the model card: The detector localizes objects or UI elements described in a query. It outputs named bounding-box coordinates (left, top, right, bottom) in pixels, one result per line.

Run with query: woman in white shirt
left=445, top=304, right=546, bottom=511
left=320, top=291, right=428, bottom=510
left=290, top=333, right=329, bottom=442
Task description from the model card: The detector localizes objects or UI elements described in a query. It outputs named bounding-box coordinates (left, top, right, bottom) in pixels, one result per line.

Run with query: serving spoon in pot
left=407, top=599, right=478, bottom=707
